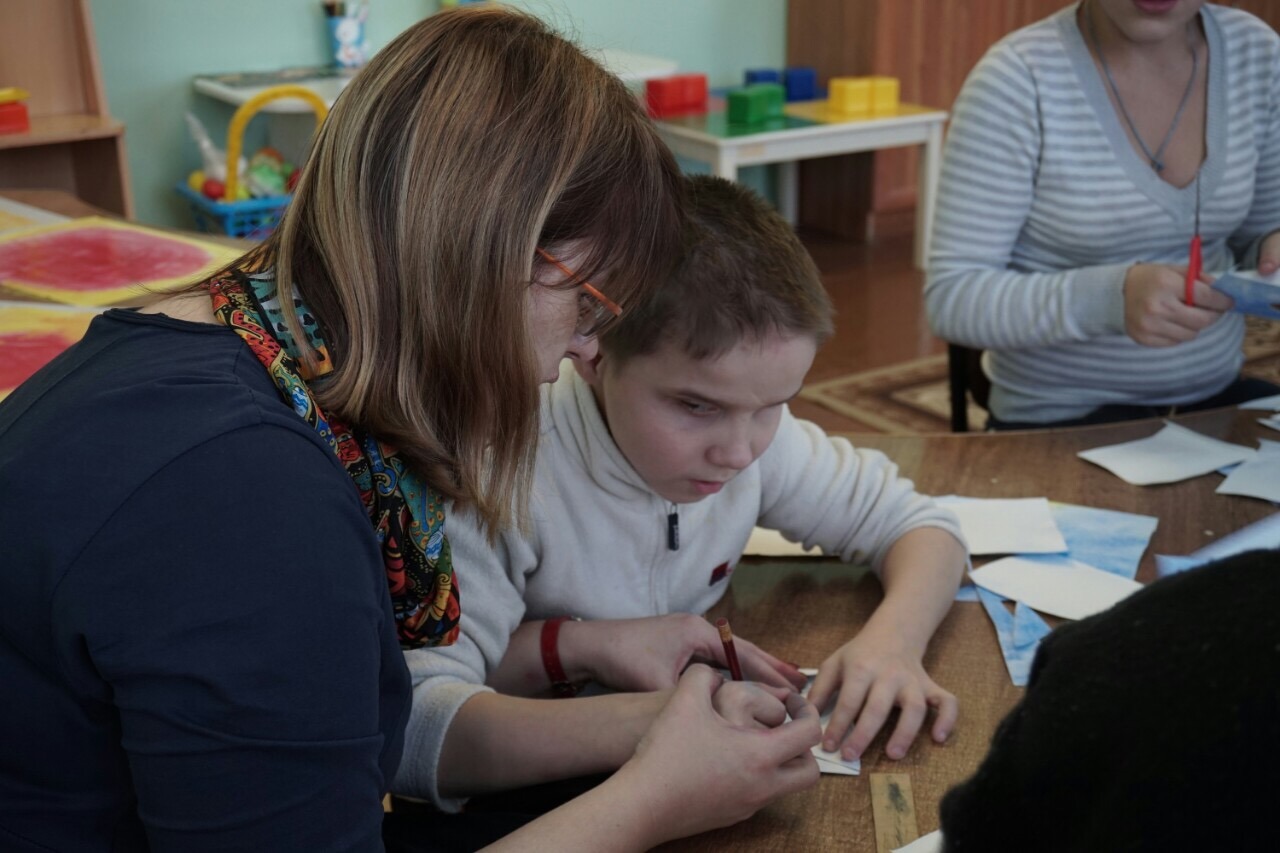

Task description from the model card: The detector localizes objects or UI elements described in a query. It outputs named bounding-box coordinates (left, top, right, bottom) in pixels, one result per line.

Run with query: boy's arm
left=392, top=506, right=536, bottom=808
left=757, top=407, right=965, bottom=570
left=757, top=409, right=967, bottom=760
left=490, top=614, right=806, bottom=697
left=806, top=527, right=966, bottom=762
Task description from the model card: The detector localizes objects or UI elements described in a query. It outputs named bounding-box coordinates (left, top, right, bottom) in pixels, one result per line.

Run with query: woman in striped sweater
left=927, top=0, right=1280, bottom=429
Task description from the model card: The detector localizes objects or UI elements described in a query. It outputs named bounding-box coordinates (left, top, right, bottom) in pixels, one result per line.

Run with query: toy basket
left=177, top=85, right=328, bottom=240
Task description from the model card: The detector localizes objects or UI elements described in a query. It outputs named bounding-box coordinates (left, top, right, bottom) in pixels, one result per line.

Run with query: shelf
left=0, top=113, right=125, bottom=150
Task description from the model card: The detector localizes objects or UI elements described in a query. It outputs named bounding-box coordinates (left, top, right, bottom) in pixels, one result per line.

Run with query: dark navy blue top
left=0, top=309, right=411, bottom=851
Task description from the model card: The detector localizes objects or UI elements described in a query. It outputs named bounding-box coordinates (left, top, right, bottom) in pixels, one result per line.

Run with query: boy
left=394, top=176, right=966, bottom=810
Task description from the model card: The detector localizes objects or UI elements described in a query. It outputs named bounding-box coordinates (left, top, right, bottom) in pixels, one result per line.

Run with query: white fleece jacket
left=393, top=367, right=964, bottom=809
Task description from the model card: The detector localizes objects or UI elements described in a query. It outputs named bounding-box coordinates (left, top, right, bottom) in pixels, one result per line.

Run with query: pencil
left=715, top=617, right=744, bottom=681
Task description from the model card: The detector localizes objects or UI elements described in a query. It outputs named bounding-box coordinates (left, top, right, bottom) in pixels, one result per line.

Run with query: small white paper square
left=1240, top=393, right=1280, bottom=411
left=798, top=667, right=860, bottom=775
left=744, top=526, right=820, bottom=557
left=1077, top=422, right=1255, bottom=485
left=894, top=830, right=944, bottom=853
left=938, top=497, right=1068, bottom=556
left=969, top=556, right=1142, bottom=621
left=1215, top=458, right=1280, bottom=503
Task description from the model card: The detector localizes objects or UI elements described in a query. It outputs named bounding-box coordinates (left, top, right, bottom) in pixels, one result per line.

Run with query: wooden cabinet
left=0, top=0, right=132, bottom=217
left=787, top=0, right=1280, bottom=243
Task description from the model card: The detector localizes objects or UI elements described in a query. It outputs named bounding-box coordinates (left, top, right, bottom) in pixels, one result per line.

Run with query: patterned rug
left=799, top=317, right=1280, bottom=434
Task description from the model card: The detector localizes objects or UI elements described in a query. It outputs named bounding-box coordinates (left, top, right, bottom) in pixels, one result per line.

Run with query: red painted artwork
left=0, top=303, right=101, bottom=400
left=0, top=217, right=239, bottom=306
left=0, top=227, right=210, bottom=290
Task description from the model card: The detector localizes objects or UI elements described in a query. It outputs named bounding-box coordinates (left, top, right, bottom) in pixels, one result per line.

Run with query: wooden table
left=666, top=408, right=1276, bottom=852
left=654, top=103, right=946, bottom=269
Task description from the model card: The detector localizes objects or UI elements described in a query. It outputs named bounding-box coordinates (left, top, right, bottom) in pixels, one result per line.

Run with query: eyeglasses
left=536, top=247, right=622, bottom=338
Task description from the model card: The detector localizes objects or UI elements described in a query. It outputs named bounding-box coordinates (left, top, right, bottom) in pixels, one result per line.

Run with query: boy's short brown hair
left=601, top=174, right=833, bottom=364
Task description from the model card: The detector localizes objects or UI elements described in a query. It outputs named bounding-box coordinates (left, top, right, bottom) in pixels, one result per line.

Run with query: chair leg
left=947, top=344, right=969, bottom=433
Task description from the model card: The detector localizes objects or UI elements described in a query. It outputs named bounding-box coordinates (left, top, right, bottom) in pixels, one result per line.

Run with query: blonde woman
left=0, top=8, right=820, bottom=852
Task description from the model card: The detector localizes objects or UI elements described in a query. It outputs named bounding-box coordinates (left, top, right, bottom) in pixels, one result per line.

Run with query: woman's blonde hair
left=227, top=6, right=683, bottom=536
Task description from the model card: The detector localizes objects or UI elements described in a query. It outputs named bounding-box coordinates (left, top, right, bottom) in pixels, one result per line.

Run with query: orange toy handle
left=223, top=85, right=330, bottom=202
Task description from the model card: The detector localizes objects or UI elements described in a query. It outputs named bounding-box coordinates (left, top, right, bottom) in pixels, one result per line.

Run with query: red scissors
left=1185, top=177, right=1201, bottom=307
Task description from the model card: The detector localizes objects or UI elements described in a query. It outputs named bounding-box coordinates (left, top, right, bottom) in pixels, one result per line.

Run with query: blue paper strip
left=976, top=587, right=1051, bottom=687
left=1212, top=272, right=1280, bottom=321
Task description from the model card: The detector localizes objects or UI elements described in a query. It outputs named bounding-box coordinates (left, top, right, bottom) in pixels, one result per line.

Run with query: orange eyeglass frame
left=535, top=247, right=622, bottom=320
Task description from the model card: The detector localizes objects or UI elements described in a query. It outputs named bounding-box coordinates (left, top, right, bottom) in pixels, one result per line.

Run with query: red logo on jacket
left=708, top=562, right=733, bottom=585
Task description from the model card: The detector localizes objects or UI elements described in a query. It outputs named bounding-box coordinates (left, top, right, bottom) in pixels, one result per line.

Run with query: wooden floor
left=791, top=229, right=947, bottom=433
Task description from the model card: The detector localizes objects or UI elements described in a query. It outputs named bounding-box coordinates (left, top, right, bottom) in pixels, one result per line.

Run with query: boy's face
left=576, top=330, right=818, bottom=504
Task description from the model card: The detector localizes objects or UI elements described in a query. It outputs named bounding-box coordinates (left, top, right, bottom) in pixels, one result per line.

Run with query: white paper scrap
left=938, top=497, right=1067, bottom=556
left=1077, top=422, right=1255, bottom=485
left=798, top=667, right=860, bottom=775
left=744, top=526, right=820, bottom=557
left=1240, top=393, right=1280, bottom=411
left=894, top=830, right=944, bottom=853
left=969, top=556, right=1142, bottom=621
left=1216, top=457, right=1280, bottom=503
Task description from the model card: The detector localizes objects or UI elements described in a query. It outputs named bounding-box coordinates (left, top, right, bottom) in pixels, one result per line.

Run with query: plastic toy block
left=727, top=83, right=784, bottom=124
left=646, top=73, right=708, bottom=118
left=870, top=76, right=900, bottom=114
left=782, top=66, right=817, bottom=102
left=681, top=73, right=708, bottom=112
left=829, top=77, right=871, bottom=115
left=745, top=68, right=780, bottom=85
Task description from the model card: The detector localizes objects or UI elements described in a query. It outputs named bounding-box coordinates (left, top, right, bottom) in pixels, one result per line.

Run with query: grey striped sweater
left=926, top=3, right=1280, bottom=423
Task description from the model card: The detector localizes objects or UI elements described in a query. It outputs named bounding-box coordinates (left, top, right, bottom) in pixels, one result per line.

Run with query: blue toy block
left=783, top=66, right=817, bottom=102
left=745, top=68, right=781, bottom=85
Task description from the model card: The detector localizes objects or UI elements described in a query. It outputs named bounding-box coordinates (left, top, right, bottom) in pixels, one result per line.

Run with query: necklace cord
left=1085, top=1, right=1199, bottom=174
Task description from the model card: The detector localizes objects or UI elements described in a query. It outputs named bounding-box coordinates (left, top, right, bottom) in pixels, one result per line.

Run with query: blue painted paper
left=969, top=501, right=1158, bottom=682
left=977, top=587, right=1051, bottom=687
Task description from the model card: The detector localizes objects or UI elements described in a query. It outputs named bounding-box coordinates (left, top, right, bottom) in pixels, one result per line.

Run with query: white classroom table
left=655, top=102, right=948, bottom=269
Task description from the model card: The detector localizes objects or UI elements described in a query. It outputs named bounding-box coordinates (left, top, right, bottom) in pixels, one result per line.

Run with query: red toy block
left=680, top=73, right=707, bottom=112
left=646, top=73, right=708, bottom=119
left=0, top=101, right=29, bottom=135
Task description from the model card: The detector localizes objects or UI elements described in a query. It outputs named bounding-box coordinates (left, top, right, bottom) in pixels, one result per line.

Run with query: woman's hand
left=1257, top=230, right=1280, bottom=276
left=1122, top=263, right=1233, bottom=347
left=806, top=629, right=957, bottom=763
left=614, top=665, right=821, bottom=841
left=711, top=680, right=795, bottom=729
left=560, top=614, right=808, bottom=692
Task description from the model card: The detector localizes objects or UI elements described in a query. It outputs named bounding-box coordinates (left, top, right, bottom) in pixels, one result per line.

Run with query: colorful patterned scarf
left=208, top=272, right=460, bottom=649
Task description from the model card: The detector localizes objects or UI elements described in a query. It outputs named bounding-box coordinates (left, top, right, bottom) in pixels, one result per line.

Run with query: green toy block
left=728, top=83, right=785, bottom=125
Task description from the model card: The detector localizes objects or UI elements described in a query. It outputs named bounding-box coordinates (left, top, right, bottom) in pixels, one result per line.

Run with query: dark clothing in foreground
left=0, top=310, right=411, bottom=852
left=941, top=548, right=1280, bottom=852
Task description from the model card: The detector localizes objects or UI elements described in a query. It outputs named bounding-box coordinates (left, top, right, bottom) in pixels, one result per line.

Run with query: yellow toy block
left=829, top=77, right=871, bottom=115
left=870, top=76, right=900, bottom=114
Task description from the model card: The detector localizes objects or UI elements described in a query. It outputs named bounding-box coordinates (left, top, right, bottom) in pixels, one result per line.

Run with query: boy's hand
left=806, top=628, right=957, bottom=762
left=564, top=614, right=808, bottom=692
